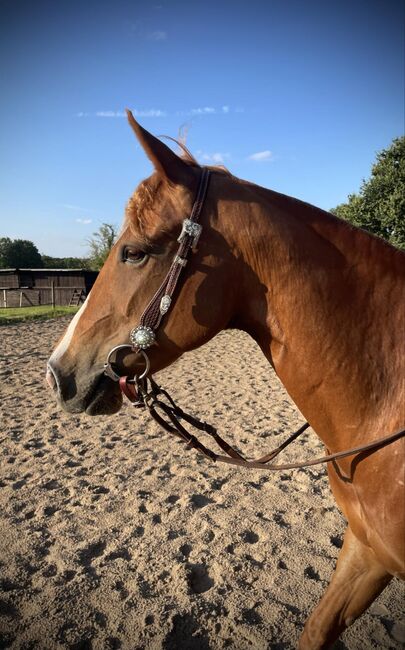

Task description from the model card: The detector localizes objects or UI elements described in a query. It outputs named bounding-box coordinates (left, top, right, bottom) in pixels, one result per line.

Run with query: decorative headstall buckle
left=178, top=218, right=203, bottom=251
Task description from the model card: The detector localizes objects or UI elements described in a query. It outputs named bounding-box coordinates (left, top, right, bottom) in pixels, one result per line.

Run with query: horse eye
left=123, top=247, right=148, bottom=265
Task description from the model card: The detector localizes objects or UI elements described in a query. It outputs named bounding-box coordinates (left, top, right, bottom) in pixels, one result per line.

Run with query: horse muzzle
left=46, top=360, right=122, bottom=415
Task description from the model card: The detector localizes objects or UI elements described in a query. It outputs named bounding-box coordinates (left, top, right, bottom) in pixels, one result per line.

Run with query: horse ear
left=126, top=109, right=196, bottom=187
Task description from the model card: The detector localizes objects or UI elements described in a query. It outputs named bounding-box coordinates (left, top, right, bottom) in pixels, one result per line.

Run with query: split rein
left=113, top=375, right=405, bottom=471
left=104, top=168, right=405, bottom=472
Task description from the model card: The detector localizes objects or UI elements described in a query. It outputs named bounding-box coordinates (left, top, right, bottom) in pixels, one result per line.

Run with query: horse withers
left=47, top=112, right=405, bottom=648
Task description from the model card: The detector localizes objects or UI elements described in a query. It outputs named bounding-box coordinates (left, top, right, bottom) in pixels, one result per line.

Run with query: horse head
left=46, top=112, right=242, bottom=415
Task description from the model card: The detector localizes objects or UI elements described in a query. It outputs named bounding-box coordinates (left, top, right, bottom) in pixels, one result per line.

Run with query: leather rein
left=104, top=168, right=405, bottom=472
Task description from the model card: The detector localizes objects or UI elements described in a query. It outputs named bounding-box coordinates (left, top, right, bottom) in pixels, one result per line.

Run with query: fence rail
left=0, top=285, right=86, bottom=308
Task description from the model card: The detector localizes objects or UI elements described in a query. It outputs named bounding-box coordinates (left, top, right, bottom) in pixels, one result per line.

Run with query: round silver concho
left=130, top=325, right=156, bottom=350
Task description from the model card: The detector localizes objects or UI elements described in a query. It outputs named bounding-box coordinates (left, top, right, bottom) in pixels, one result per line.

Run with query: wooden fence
left=1, top=285, right=86, bottom=308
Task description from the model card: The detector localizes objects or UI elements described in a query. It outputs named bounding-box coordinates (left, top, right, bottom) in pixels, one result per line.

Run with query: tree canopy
left=0, top=238, right=94, bottom=269
left=0, top=237, right=43, bottom=268
left=87, top=223, right=118, bottom=270
left=332, top=136, right=405, bottom=250
left=41, top=255, right=90, bottom=269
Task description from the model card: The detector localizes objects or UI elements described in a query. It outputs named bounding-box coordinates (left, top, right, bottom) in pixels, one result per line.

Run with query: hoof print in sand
left=330, top=535, right=343, bottom=549
left=240, top=530, right=259, bottom=544
left=0, top=599, right=19, bottom=620
left=304, top=565, right=321, bottom=581
left=188, top=563, right=214, bottom=594
left=179, top=543, right=192, bottom=558
left=78, top=540, right=106, bottom=579
left=105, top=637, right=122, bottom=649
left=42, top=479, right=60, bottom=491
left=242, top=606, right=262, bottom=626
left=190, top=494, right=214, bottom=509
left=105, top=548, right=131, bottom=562
left=166, top=494, right=180, bottom=505
left=91, top=485, right=110, bottom=495
left=164, top=613, right=211, bottom=650
left=273, top=512, right=291, bottom=529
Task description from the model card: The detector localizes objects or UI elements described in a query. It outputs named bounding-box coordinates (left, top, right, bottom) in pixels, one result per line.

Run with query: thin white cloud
left=96, top=111, right=126, bottom=118
left=62, top=203, right=91, bottom=212
left=248, top=150, right=273, bottom=162
left=77, top=106, right=242, bottom=119
left=147, top=30, right=167, bottom=41
left=179, top=105, right=243, bottom=116
left=133, top=108, right=167, bottom=117
left=77, top=109, right=167, bottom=118
left=76, top=218, right=92, bottom=225
left=191, top=107, right=216, bottom=115
left=211, top=153, right=229, bottom=164
left=197, top=151, right=231, bottom=164
left=175, top=106, right=219, bottom=117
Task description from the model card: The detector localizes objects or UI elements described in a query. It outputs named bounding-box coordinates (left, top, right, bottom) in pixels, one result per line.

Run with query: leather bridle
left=104, top=168, right=210, bottom=386
left=103, top=168, right=405, bottom=471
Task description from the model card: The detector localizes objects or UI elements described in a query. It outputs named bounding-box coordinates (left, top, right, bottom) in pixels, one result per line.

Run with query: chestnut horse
left=47, top=112, right=404, bottom=648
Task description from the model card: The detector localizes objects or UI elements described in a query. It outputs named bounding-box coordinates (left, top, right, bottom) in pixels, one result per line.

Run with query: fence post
left=3, top=289, right=7, bottom=308
left=51, top=281, right=55, bottom=309
left=19, top=291, right=23, bottom=308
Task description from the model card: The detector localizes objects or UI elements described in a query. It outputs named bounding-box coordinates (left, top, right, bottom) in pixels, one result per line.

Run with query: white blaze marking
left=50, top=293, right=91, bottom=363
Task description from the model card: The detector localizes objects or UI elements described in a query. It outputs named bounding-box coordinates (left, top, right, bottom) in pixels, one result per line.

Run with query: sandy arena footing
left=0, top=317, right=404, bottom=649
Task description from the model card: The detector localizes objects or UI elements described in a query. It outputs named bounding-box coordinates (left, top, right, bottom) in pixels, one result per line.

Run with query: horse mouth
left=84, top=373, right=123, bottom=415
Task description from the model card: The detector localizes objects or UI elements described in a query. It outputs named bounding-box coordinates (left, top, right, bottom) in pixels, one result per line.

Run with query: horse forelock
left=124, top=174, right=164, bottom=239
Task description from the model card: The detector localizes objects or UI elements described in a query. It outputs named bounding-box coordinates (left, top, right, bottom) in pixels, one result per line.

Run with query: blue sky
left=0, top=0, right=403, bottom=257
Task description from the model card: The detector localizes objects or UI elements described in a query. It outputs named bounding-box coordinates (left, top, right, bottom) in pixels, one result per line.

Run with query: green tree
left=0, top=237, right=43, bottom=268
left=332, top=137, right=405, bottom=250
left=41, top=255, right=91, bottom=269
left=87, top=223, right=118, bottom=270
left=0, top=238, right=12, bottom=268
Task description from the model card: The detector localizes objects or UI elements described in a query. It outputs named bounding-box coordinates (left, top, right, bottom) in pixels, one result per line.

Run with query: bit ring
left=133, top=350, right=150, bottom=380
left=103, top=345, right=150, bottom=382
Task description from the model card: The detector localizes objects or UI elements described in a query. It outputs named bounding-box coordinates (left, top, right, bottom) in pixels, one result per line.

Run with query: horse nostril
left=46, top=364, right=58, bottom=392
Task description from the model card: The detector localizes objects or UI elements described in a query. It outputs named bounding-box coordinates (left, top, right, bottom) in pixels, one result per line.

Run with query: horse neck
left=220, top=177, right=405, bottom=449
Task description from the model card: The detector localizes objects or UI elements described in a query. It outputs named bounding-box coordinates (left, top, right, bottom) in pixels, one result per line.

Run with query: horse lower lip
left=84, top=374, right=122, bottom=415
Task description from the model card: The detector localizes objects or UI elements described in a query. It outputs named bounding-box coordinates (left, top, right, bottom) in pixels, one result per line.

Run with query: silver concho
left=130, top=325, right=156, bottom=350
left=178, top=218, right=203, bottom=249
left=160, top=294, right=172, bottom=315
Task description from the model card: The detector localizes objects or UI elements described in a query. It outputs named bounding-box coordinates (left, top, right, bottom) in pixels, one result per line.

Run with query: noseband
left=104, top=168, right=404, bottom=472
